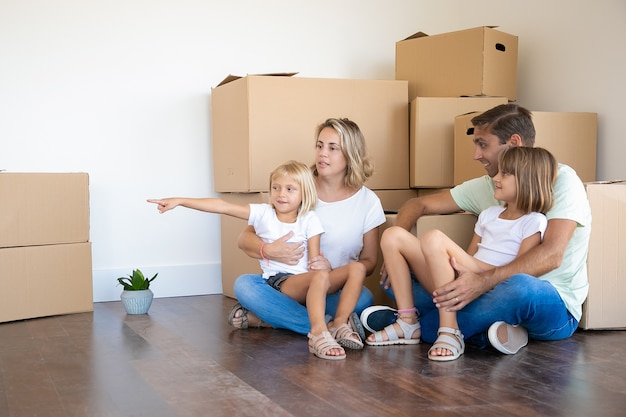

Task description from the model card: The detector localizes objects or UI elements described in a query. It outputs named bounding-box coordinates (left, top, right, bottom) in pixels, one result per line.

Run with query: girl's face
left=315, top=127, right=347, bottom=179
left=270, top=173, right=302, bottom=217
left=493, top=167, right=518, bottom=205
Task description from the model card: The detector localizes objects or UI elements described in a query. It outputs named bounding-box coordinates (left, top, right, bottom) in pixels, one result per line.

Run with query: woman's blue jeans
left=385, top=273, right=579, bottom=348
left=233, top=274, right=374, bottom=335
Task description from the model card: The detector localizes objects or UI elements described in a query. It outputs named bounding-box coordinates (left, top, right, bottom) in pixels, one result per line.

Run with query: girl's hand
left=308, top=253, right=332, bottom=272
left=147, top=198, right=179, bottom=214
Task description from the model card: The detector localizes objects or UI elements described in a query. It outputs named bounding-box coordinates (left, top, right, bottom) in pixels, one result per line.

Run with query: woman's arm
left=357, top=226, right=381, bottom=276
left=237, top=225, right=304, bottom=265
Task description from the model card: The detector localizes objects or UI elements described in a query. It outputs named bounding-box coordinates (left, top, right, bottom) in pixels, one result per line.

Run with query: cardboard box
left=366, top=212, right=477, bottom=305
left=454, top=111, right=598, bottom=185
left=410, top=96, right=508, bottom=188
left=0, top=173, right=90, bottom=248
left=211, top=74, right=409, bottom=192
left=580, top=181, right=626, bottom=329
left=373, top=189, right=420, bottom=213
left=0, top=242, right=93, bottom=323
left=396, top=26, right=518, bottom=101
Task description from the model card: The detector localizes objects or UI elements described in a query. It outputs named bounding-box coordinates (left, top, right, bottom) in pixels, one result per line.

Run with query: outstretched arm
left=395, top=190, right=463, bottom=231
left=147, top=197, right=250, bottom=220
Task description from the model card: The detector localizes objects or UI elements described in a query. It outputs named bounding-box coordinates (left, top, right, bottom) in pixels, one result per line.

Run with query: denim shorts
left=266, top=272, right=293, bottom=291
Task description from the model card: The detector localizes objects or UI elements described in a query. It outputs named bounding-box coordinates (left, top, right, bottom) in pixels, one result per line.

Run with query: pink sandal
left=308, top=331, right=346, bottom=360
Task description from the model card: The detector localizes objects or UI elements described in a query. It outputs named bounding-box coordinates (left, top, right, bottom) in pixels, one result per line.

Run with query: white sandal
left=428, top=327, right=465, bottom=361
left=308, top=331, right=346, bottom=360
left=365, top=318, right=421, bottom=346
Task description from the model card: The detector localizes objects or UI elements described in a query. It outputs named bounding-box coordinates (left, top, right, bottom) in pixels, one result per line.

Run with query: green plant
left=117, top=269, right=158, bottom=291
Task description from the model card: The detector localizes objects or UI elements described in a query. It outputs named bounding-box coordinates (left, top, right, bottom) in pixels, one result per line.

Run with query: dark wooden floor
left=1, top=295, right=625, bottom=417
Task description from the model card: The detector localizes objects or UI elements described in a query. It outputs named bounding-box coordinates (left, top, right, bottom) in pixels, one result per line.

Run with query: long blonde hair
left=311, top=118, right=374, bottom=189
left=269, top=160, right=317, bottom=216
left=498, top=147, right=557, bottom=214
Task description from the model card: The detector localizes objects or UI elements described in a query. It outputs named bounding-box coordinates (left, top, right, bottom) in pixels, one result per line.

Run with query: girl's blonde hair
left=498, top=147, right=558, bottom=214
left=269, top=160, right=318, bottom=216
left=311, top=118, right=374, bottom=189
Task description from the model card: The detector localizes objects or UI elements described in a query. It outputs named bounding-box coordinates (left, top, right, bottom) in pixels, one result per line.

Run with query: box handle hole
left=466, top=127, right=475, bottom=136
left=495, top=43, right=506, bottom=52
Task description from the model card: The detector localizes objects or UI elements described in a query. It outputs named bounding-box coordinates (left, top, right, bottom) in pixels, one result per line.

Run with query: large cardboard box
left=0, top=242, right=93, bottom=323
left=580, top=181, right=626, bottom=329
left=454, top=111, right=598, bottom=185
left=0, top=173, right=90, bottom=248
left=211, top=74, right=409, bottom=192
left=396, top=26, right=518, bottom=101
left=367, top=213, right=478, bottom=305
left=410, top=96, right=508, bottom=188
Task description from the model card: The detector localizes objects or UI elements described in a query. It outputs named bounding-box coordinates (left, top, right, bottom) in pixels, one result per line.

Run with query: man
left=362, top=103, right=591, bottom=354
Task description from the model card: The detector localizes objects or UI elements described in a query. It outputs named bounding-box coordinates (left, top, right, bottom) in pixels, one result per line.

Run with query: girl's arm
left=465, top=233, right=482, bottom=257
left=306, top=234, right=322, bottom=261
left=147, top=198, right=250, bottom=220
left=515, top=232, right=542, bottom=257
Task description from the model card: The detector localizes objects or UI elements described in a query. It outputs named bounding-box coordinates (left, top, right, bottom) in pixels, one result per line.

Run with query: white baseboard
left=92, top=263, right=223, bottom=302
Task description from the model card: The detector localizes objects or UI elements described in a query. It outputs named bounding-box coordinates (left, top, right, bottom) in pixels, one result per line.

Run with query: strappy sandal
left=308, top=331, right=346, bottom=360
left=428, top=327, right=465, bottom=362
left=228, top=302, right=266, bottom=329
left=365, top=317, right=421, bottom=346
left=330, top=323, right=364, bottom=350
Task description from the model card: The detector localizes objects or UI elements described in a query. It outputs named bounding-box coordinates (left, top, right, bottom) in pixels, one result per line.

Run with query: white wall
left=1, top=1, right=624, bottom=302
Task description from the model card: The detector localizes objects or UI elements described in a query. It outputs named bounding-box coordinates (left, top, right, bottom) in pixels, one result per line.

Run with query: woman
left=229, top=118, right=385, bottom=354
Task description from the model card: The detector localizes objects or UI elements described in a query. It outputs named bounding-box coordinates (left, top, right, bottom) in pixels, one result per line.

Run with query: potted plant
left=117, top=269, right=158, bottom=314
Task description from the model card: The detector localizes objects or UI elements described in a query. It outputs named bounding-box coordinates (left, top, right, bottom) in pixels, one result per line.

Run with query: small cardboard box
left=454, top=111, right=598, bottom=185
left=396, top=26, right=518, bottom=101
left=410, top=96, right=508, bottom=188
left=211, top=74, right=409, bottom=192
left=580, top=181, right=626, bottom=329
left=0, top=173, right=90, bottom=248
left=367, top=212, right=477, bottom=305
left=0, top=242, right=93, bottom=323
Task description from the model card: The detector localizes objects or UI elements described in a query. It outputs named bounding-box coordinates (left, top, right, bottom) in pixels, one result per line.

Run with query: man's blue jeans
left=385, top=273, right=579, bottom=348
left=233, top=274, right=374, bottom=335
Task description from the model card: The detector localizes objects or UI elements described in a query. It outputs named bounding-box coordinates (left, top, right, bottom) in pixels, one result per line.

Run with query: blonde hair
left=311, top=118, right=374, bottom=189
left=269, top=160, right=318, bottom=216
left=498, top=147, right=558, bottom=214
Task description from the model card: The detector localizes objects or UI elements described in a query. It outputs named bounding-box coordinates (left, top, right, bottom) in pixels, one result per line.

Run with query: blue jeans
left=233, top=273, right=374, bottom=335
left=385, top=273, right=579, bottom=348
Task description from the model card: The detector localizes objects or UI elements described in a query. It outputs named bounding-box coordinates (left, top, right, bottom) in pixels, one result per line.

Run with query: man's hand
left=263, top=231, right=304, bottom=265
left=379, top=262, right=391, bottom=289
left=432, top=257, right=492, bottom=312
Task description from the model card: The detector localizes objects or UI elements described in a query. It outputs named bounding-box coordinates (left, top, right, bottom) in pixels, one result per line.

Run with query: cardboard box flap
left=402, top=26, right=500, bottom=41
left=215, top=72, right=298, bottom=87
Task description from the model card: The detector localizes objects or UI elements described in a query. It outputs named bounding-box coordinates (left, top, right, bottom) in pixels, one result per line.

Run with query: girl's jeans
left=233, top=273, right=374, bottom=335
left=385, top=273, right=579, bottom=348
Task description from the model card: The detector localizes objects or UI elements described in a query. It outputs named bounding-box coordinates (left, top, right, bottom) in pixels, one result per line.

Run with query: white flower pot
left=120, top=289, right=154, bottom=314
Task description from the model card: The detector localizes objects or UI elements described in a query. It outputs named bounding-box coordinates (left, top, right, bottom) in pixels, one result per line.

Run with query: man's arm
left=395, top=190, right=463, bottom=231
left=434, top=218, right=577, bottom=311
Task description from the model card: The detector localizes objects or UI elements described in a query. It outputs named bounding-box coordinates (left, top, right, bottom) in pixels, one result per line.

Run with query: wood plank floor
left=1, top=295, right=625, bottom=417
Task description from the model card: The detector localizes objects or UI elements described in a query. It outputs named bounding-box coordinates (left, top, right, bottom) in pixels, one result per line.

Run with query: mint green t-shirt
left=450, top=164, right=591, bottom=321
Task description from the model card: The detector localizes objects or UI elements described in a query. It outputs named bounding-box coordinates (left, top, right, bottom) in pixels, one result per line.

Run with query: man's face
left=472, top=126, right=509, bottom=178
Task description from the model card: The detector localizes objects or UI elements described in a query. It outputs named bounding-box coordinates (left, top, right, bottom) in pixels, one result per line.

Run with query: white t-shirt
left=248, top=204, right=324, bottom=278
left=314, top=186, right=386, bottom=269
left=473, top=205, right=548, bottom=266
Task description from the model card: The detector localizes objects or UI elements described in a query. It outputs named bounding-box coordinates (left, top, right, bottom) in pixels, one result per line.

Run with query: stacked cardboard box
left=580, top=181, right=626, bottom=329
left=0, top=173, right=93, bottom=323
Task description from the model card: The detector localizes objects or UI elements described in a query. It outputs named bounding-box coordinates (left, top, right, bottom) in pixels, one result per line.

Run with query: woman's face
left=315, top=127, right=347, bottom=179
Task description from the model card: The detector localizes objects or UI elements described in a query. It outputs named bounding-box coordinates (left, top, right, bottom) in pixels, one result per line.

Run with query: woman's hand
left=263, top=231, right=305, bottom=265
